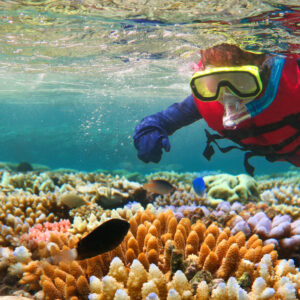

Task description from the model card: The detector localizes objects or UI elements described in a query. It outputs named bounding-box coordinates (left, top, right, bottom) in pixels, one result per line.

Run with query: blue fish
left=192, top=177, right=206, bottom=196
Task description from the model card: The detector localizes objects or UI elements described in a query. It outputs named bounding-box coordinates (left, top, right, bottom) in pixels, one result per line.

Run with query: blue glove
left=134, top=94, right=202, bottom=163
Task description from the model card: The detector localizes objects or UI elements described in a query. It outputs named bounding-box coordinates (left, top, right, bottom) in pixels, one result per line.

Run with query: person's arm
left=133, top=94, right=202, bottom=163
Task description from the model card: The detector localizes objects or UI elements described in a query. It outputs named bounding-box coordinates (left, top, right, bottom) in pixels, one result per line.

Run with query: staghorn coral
left=1, top=170, right=146, bottom=211
left=0, top=170, right=148, bottom=249
left=257, top=173, right=300, bottom=191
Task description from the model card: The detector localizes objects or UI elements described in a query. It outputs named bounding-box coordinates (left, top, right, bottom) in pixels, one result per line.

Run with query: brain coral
left=204, top=174, right=260, bottom=205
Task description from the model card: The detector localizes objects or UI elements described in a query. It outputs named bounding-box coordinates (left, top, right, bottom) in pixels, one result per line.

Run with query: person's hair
left=200, top=43, right=267, bottom=67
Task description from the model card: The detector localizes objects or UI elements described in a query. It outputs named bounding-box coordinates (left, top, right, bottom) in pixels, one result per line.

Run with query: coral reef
left=17, top=209, right=279, bottom=299
left=153, top=174, right=260, bottom=208
left=0, top=169, right=299, bottom=299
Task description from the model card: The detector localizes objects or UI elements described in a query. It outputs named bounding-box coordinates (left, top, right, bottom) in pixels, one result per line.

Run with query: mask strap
left=246, top=57, right=285, bottom=117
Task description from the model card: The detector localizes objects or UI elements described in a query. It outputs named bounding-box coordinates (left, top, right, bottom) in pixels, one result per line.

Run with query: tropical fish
left=143, top=179, right=176, bottom=195
left=50, top=218, right=130, bottom=263
left=59, top=193, right=90, bottom=208
left=192, top=176, right=206, bottom=196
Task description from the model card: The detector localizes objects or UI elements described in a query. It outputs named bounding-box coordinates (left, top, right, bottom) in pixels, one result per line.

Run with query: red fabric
left=194, top=55, right=300, bottom=166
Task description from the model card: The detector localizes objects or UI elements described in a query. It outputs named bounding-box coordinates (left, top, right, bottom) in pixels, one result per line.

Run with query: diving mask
left=190, top=65, right=263, bottom=102
left=221, top=57, right=285, bottom=128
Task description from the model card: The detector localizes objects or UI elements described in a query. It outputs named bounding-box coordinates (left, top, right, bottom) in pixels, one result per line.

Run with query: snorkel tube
left=222, top=96, right=251, bottom=129
left=222, top=57, right=285, bottom=129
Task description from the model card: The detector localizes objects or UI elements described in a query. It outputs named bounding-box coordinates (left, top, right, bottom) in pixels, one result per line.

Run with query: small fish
left=59, top=193, right=90, bottom=208
left=76, top=218, right=130, bottom=260
left=192, top=176, right=206, bottom=196
left=50, top=218, right=130, bottom=263
left=143, top=179, right=176, bottom=195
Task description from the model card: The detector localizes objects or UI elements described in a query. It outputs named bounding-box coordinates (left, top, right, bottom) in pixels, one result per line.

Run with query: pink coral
left=21, top=219, right=71, bottom=245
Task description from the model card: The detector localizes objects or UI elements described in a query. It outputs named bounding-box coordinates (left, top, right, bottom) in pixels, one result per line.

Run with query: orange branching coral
left=18, top=209, right=278, bottom=299
left=124, top=210, right=276, bottom=282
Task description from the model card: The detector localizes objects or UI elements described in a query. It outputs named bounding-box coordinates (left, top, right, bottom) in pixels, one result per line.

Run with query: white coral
left=250, top=277, right=275, bottom=300
left=166, top=289, right=181, bottom=300
left=227, top=277, right=248, bottom=300
left=113, top=289, right=130, bottom=300
left=276, top=277, right=297, bottom=300
left=13, top=246, right=31, bottom=263
left=145, top=292, right=160, bottom=300
left=88, top=293, right=101, bottom=300
left=89, top=275, right=102, bottom=294
left=276, top=259, right=296, bottom=277
left=108, top=257, right=128, bottom=284
left=167, top=270, right=190, bottom=296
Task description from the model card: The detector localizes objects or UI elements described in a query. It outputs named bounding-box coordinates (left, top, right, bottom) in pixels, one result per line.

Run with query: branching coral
left=87, top=253, right=300, bottom=300
left=229, top=211, right=300, bottom=264
left=260, top=185, right=300, bottom=218
left=17, top=209, right=279, bottom=299
left=154, top=190, right=207, bottom=208
left=0, top=192, right=70, bottom=247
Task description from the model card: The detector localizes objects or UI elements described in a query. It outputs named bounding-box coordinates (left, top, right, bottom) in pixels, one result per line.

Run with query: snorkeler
left=133, top=43, right=300, bottom=175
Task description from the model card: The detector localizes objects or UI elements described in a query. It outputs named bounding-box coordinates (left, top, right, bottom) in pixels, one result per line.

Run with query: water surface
left=0, top=0, right=299, bottom=174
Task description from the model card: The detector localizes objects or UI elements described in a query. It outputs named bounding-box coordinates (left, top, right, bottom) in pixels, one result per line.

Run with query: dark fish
left=76, top=218, right=130, bottom=260
left=17, top=161, right=33, bottom=172
left=143, top=179, right=176, bottom=195
left=49, top=218, right=130, bottom=264
left=192, top=176, right=206, bottom=196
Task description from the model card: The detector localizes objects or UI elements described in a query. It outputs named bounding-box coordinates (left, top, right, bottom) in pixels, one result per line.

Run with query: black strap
left=203, top=130, right=257, bottom=176
left=203, top=113, right=300, bottom=176
left=203, top=129, right=246, bottom=160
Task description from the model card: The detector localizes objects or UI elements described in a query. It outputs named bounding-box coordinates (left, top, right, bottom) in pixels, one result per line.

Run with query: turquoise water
left=0, top=1, right=299, bottom=175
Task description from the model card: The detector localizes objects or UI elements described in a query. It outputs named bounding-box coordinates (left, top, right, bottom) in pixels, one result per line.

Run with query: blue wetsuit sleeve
left=142, top=94, right=202, bottom=135
left=133, top=95, right=202, bottom=163
left=156, top=94, right=202, bottom=135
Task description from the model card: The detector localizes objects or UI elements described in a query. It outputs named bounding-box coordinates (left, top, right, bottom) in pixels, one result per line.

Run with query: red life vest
left=193, top=55, right=300, bottom=172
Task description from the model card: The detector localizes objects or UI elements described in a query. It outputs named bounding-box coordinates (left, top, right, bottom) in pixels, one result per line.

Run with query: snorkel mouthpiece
left=222, top=95, right=251, bottom=129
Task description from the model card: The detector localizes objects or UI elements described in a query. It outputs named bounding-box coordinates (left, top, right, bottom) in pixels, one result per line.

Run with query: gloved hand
left=134, top=94, right=202, bottom=163
left=134, top=123, right=170, bottom=163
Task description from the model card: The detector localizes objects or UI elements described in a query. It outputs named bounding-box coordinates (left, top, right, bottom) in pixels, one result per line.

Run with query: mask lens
left=191, top=68, right=262, bottom=101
